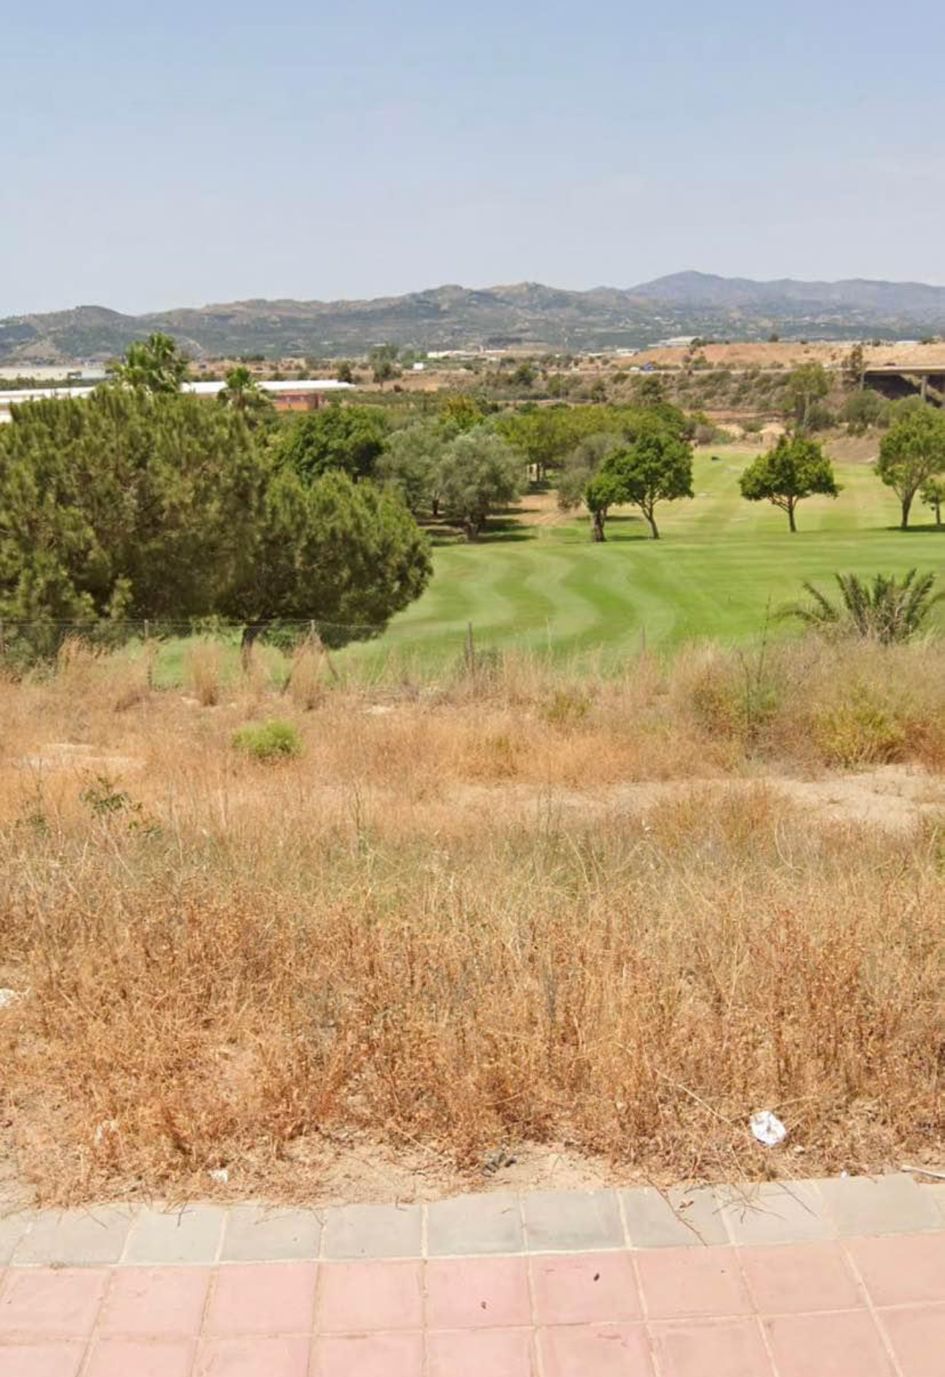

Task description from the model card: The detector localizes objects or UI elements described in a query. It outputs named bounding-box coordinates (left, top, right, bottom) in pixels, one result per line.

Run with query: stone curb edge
left=2, top=1172, right=944, bottom=1269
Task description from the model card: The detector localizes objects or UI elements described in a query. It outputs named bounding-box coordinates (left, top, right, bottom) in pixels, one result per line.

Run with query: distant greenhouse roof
left=0, top=377, right=354, bottom=418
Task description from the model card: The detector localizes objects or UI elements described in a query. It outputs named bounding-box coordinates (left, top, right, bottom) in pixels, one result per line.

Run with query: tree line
left=0, top=336, right=431, bottom=657
left=4, top=332, right=945, bottom=663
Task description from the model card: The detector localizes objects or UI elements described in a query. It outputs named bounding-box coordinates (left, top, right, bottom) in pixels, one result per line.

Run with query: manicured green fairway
left=365, top=447, right=945, bottom=665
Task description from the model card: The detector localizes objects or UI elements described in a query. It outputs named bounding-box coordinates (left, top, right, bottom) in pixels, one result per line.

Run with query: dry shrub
left=2, top=634, right=945, bottom=1201
left=285, top=642, right=327, bottom=711
left=184, top=640, right=224, bottom=706
left=2, top=783, right=945, bottom=1203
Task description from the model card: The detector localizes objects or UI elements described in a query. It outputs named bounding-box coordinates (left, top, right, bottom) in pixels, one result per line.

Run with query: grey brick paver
left=321, top=1202, right=422, bottom=1259
left=717, top=1180, right=834, bottom=1246
left=927, top=1182, right=945, bottom=1227
left=220, top=1204, right=322, bottom=1262
left=123, top=1205, right=227, bottom=1264
left=2, top=1171, right=944, bottom=1272
left=817, top=1173, right=941, bottom=1237
left=523, top=1189, right=624, bottom=1252
left=0, top=1210, right=34, bottom=1264
left=426, top=1192, right=524, bottom=1256
left=12, top=1206, right=131, bottom=1265
left=622, top=1185, right=729, bottom=1247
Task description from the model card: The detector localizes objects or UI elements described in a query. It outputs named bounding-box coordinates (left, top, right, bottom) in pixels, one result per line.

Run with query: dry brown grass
left=2, top=636, right=945, bottom=1204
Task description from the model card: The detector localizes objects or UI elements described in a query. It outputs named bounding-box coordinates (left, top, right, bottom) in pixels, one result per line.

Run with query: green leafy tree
left=224, top=469, right=432, bottom=650
left=435, top=427, right=523, bottom=539
left=786, top=362, right=829, bottom=429
left=595, top=427, right=694, bottom=539
left=500, top=406, right=599, bottom=483
left=112, top=332, right=189, bottom=394
left=279, top=403, right=388, bottom=482
left=369, top=344, right=400, bottom=383
left=439, top=394, right=486, bottom=433
left=336, top=361, right=355, bottom=384
left=876, top=405, right=945, bottom=529
left=782, top=570, right=942, bottom=643
left=584, top=469, right=626, bottom=542
left=843, top=388, right=888, bottom=435
left=739, top=435, right=839, bottom=532
left=921, top=476, right=945, bottom=527
left=218, top=366, right=274, bottom=428
left=557, top=432, right=620, bottom=518
left=376, top=420, right=446, bottom=514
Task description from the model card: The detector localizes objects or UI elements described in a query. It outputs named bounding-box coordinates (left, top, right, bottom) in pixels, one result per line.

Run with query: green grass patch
left=363, top=446, right=945, bottom=667
left=132, top=447, right=945, bottom=682
left=232, top=719, right=302, bottom=761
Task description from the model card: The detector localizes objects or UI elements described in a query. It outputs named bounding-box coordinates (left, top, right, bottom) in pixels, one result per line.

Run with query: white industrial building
left=0, top=378, right=354, bottom=423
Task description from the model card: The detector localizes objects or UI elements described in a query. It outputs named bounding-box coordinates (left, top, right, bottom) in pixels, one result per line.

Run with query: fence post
left=465, top=621, right=475, bottom=674
left=143, top=619, right=153, bottom=688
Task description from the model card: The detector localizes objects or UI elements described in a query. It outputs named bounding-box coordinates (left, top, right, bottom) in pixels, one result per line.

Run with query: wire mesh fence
left=0, top=615, right=543, bottom=686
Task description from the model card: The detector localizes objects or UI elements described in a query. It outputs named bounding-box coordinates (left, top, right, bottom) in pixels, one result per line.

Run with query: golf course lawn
left=367, top=446, right=945, bottom=665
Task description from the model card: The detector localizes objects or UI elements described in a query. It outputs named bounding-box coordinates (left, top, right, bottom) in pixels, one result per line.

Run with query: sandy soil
left=632, top=341, right=945, bottom=371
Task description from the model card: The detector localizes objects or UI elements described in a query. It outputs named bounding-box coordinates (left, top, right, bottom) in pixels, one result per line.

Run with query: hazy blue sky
left=3, top=1, right=944, bottom=314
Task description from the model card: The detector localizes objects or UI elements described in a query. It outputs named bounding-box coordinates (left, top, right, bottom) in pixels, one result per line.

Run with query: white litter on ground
left=750, top=1110, right=788, bottom=1146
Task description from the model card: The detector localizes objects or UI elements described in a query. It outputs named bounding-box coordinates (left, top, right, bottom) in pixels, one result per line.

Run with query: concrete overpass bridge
left=863, top=364, right=945, bottom=407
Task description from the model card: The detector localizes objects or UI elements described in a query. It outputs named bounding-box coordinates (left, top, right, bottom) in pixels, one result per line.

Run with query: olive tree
left=435, top=427, right=523, bottom=539
left=376, top=419, right=447, bottom=515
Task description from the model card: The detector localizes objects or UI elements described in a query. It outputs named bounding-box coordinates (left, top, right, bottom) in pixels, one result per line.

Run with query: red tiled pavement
left=3, top=1236, right=945, bottom=1374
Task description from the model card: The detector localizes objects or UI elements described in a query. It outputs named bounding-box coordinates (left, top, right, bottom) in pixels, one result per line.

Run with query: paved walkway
left=1, top=1173, right=944, bottom=1374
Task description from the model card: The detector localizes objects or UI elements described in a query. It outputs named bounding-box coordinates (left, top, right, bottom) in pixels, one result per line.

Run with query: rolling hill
left=2, top=272, right=945, bottom=364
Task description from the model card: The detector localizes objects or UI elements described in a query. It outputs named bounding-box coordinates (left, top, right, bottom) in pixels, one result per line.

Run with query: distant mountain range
left=3, top=272, right=945, bottom=364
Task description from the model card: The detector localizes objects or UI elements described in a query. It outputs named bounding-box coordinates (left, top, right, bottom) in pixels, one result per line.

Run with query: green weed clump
left=232, top=719, right=302, bottom=761
left=816, top=690, right=906, bottom=768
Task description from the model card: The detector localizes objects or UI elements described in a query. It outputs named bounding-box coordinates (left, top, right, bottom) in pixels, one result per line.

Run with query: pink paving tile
left=195, top=1335, right=311, bottom=1377
left=739, top=1242, right=861, bottom=1314
left=426, top=1326, right=534, bottom=1377
left=848, top=1233, right=945, bottom=1307
left=538, top=1323, right=654, bottom=1377
left=84, top=1337, right=195, bottom=1377
left=649, top=1317, right=774, bottom=1377
left=312, top=1331, right=423, bottom=1376
left=0, top=1268, right=108, bottom=1339
left=880, top=1304, right=945, bottom=1377
left=203, top=1262, right=317, bottom=1335
left=0, top=1344, right=84, bottom=1377
left=424, top=1257, right=531, bottom=1331
left=317, top=1260, right=422, bottom=1333
left=100, top=1267, right=212, bottom=1337
left=764, top=1310, right=895, bottom=1377
left=530, top=1252, right=642, bottom=1325
left=635, top=1247, right=752, bottom=1320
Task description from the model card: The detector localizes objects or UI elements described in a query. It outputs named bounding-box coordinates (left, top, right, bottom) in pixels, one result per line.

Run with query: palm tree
left=218, top=367, right=274, bottom=427
left=112, top=332, right=189, bottom=393
left=782, top=569, right=943, bottom=644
